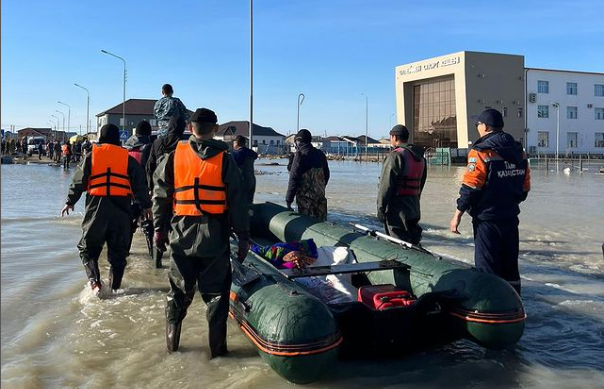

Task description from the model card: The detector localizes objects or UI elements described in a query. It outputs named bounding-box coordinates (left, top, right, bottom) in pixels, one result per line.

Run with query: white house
left=216, top=121, right=286, bottom=154
left=525, top=68, right=604, bottom=155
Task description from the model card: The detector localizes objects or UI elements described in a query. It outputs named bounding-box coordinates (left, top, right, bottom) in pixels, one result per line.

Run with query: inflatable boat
left=229, top=203, right=526, bottom=384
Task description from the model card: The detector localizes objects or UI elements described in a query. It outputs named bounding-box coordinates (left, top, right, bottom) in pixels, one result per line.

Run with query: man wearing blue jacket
left=450, top=109, right=530, bottom=295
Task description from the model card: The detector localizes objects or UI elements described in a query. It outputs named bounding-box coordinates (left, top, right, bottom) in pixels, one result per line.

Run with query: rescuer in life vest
left=61, top=124, right=152, bottom=295
left=377, top=124, right=427, bottom=245
left=152, top=108, right=250, bottom=357
left=450, top=108, right=530, bottom=295
left=125, top=120, right=154, bottom=256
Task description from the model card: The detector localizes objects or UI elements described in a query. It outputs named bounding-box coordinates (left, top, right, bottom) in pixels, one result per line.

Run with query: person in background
left=37, top=142, right=43, bottom=160
left=20, top=137, right=28, bottom=157
left=153, top=84, right=189, bottom=137
left=146, top=116, right=187, bottom=191
left=47, top=140, right=54, bottom=161
left=54, top=140, right=62, bottom=163
left=61, top=124, right=151, bottom=295
left=74, top=141, right=82, bottom=163
left=231, top=135, right=258, bottom=206
left=285, top=129, right=330, bottom=220
left=153, top=108, right=249, bottom=356
left=125, top=120, right=154, bottom=255
left=377, top=125, right=427, bottom=245
left=450, top=108, right=530, bottom=296
left=81, top=138, right=92, bottom=156
left=62, top=141, right=72, bottom=169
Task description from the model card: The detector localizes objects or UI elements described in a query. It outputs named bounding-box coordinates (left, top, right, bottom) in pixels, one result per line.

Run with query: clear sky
left=2, top=0, right=602, bottom=138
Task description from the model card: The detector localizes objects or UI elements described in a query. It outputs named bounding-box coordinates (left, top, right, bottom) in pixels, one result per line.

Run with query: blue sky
left=2, top=0, right=602, bottom=138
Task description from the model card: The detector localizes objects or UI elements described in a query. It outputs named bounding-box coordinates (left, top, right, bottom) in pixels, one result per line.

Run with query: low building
left=216, top=121, right=286, bottom=154
left=16, top=127, right=72, bottom=142
left=96, top=99, right=158, bottom=136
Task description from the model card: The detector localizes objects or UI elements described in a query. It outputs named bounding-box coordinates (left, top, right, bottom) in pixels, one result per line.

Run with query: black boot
left=166, top=320, right=182, bottom=353
left=109, top=266, right=125, bottom=291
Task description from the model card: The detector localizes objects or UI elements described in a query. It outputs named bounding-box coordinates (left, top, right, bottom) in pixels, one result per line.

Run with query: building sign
left=399, top=56, right=461, bottom=76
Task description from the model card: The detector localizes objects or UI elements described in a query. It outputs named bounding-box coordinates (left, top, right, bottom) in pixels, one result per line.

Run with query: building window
left=595, top=108, right=604, bottom=120
left=517, top=108, right=523, bottom=118
left=537, top=131, right=549, bottom=147
left=412, top=76, right=457, bottom=148
left=253, top=140, right=258, bottom=147
left=566, top=82, right=578, bottom=95
left=595, top=84, right=604, bottom=97
left=567, top=106, right=578, bottom=119
left=270, top=140, right=274, bottom=145
left=537, top=105, right=549, bottom=118
left=262, top=140, right=266, bottom=145
left=595, top=133, right=604, bottom=147
left=277, top=140, right=280, bottom=145
left=538, top=80, right=549, bottom=94
left=502, top=107, right=508, bottom=117
left=567, top=132, right=578, bottom=148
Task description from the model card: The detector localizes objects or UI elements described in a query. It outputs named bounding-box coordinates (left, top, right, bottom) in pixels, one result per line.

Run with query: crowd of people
left=58, top=84, right=530, bottom=357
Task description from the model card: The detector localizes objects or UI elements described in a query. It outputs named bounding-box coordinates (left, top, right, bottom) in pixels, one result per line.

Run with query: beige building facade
left=395, top=51, right=525, bottom=150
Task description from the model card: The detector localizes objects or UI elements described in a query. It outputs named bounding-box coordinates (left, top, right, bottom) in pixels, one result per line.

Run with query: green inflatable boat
left=229, top=203, right=526, bottom=384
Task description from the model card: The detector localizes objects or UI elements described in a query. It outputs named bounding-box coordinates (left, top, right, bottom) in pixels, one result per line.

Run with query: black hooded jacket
left=457, top=131, right=530, bottom=220
left=285, top=143, right=330, bottom=204
left=146, top=117, right=187, bottom=190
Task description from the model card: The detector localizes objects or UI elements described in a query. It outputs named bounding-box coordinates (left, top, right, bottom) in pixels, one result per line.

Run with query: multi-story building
left=525, top=69, right=604, bottom=156
left=395, top=51, right=604, bottom=155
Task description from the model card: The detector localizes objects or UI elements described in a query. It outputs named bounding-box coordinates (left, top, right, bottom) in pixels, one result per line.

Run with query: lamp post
left=58, top=101, right=70, bottom=135
left=361, top=93, right=368, bottom=161
left=551, top=102, right=560, bottom=171
left=297, top=93, right=305, bottom=133
left=51, top=115, right=63, bottom=141
left=74, top=83, right=90, bottom=135
left=249, top=0, right=254, bottom=148
left=389, top=113, right=395, bottom=131
left=101, top=49, right=127, bottom=132
left=55, top=110, right=66, bottom=134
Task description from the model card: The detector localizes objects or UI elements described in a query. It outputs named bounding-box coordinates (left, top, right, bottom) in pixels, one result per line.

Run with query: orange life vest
left=87, top=143, right=131, bottom=197
left=61, top=144, right=70, bottom=156
left=173, top=141, right=227, bottom=216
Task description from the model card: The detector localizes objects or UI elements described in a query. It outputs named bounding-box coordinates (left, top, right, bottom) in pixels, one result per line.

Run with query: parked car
left=27, top=136, right=47, bottom=156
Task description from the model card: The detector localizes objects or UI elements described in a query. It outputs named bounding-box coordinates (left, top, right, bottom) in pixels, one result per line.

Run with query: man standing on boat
left=377, top=124, right=427, bottom=245
left=450, top=108, right=530, bottom=295
left=152, top=108, right=249, bottom=357
left=285, top=129, right=330, bottom=220
left=153, top=84, right=189, bottom=137
left=231, top=135, right=258, bottom=207
left=61, top=124, right=152, bottom=295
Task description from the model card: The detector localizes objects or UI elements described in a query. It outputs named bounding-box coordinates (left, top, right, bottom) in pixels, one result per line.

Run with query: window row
left=538, top=81, right=604, bottom=96
left=537, top=105, right=604, bottom=119
left=537, top=131, right=604, bottom=148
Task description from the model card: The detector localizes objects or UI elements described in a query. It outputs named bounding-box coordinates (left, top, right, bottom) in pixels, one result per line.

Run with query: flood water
left=2, top=160, right=603, bottom=389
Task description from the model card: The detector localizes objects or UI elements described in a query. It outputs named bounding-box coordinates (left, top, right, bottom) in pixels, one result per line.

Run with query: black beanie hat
left=189, top=108, right=218, bottom=124
left=99, top=124, right=120, bottom=145
left=135, top=120, right=152, bottom=136
left=295, top=128, right=312, bottom=143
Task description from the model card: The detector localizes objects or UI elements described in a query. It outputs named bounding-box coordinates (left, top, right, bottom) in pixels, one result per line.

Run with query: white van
left=27, top=136, right=46, bottom=156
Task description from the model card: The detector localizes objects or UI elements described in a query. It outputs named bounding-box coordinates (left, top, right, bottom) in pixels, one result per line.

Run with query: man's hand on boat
left=450, top=209, right=463, bottom=234
left=61, top=203, right=74, bottom=217
left=286, top=201, right=293, bottom=210
left=154, top=230, right=168, bottom=252
left=236, top=233, right=250, bottom=263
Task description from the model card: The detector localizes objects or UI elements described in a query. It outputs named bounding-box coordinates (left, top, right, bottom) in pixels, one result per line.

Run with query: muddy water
left=1, top=161, right=603, bottom=389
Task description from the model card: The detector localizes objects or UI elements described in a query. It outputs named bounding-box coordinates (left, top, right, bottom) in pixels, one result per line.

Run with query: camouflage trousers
left=296, top=195, right=327, bottom=221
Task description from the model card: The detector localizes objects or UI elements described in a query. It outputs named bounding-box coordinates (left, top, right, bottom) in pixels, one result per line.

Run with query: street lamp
left=55, top=110, right=66, bottom=133
left=101, top=49, right=127, bottom=132
left=51, top=115, right=63, bottom=141
left=74, top=83, right=90, bottom=135
left=58, top=101, right=71, bottom=135
left=297, top=93, right=305, bottom=133
left=361, top=93, right=368, bottom=161
left=389, top=113, right=395, bottom=131
left=249, top=0, right=254, bottom=148
left=551, top=102, right=560, bottom=171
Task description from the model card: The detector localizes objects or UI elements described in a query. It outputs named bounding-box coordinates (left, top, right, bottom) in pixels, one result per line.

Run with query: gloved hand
left=236, top=233, right=250, bottom=263
left=154, top=231, right=168, bottom=252
left=286, top=201, right=293, bottom=210
left=377, top=210, right=386, bottom=223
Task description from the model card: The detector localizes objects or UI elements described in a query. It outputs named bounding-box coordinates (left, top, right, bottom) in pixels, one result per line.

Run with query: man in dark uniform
left=450, top=108, right=530, bottom=295
left=231, top=135, right=258, bottom=206
left=61, top=124, right=152, bottom=295
left=377, top=125, right=427, bottom=245
left=152, top=108, right=249, bottom=357
left=285, top=129, right=330, bottom=220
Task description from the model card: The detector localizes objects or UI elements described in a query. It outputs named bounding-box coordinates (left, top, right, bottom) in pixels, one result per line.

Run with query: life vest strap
left=89, top=171, right=129, bottom=181
left=174, top=184, right=226, bottom=193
